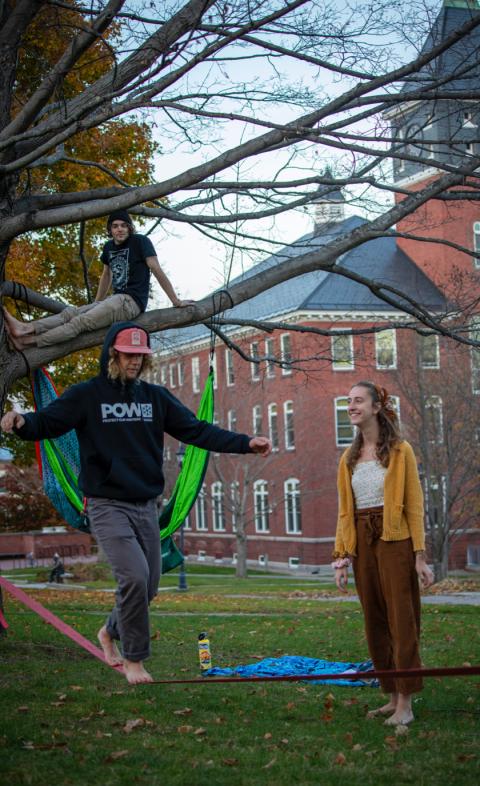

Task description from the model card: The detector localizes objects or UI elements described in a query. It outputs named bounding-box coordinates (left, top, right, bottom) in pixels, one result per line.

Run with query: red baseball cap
left=113, top=327, right=152, bottom=354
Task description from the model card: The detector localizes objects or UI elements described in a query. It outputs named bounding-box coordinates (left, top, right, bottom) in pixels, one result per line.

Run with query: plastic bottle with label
left=198, top=632, right=212, bottom=672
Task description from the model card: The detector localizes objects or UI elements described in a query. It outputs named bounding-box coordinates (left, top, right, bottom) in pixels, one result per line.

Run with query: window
left=254, top=480, right=270, bottom=532
left=225, top=349, right=235, bottom=386
left=230, top=481, right=240, bottom=532
left=467, top=545, right=480, bottom=567
left=473, top=222, right=480, bottom=269
left=331, top=331, right=354, bottom=370
left=160, top=365, right=167, bottom=385
left=335, top=397, right=354, bottom=446
left=390, top=395, right=401, bottom=422
left=227, top=409, right=237, bottom=432
left=425, top=396, right=443, bottom=443
left=284, top=401, right=295, bottom=450
left=268, top=403, right=279, bottom=451
left=183, top=514, right=191, bottom=530
left=419, top=334, right=439, bottom=369
left=280, top=334, right=293, bottom=376
left=288, top=556, right=300, bottom=570
left=177, top=361, right=185, bottom=386
left=265, top=338, right=275, bottom=378
left=471, top=318, right=480, bottom=393
left=252, top=405, right=263, bottom=437
left=285, top=478, right=302, bottom=534
left=195, top=484, right=207, bottom=530
left=250, top=342, right=260, bottom=381
left=210, top=353, right=217, bottom=390
left=211, top=482, right=225, bottom=531
left=375, top=329, right=397, bottom=369
left=192, top=357, right=200, bottom=393
left=168, top=363, right=177, bottom=388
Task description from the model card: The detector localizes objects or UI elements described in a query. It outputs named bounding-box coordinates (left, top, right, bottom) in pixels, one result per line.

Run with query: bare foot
left=367, top=700, right=397, bottom=718
left=97, top=625, right=123, bottom=666
left=3, top=309, right=35, bottom=338
left=384, top=709, right=414, bottom=726
left=123, top=659, right=154, bottom=685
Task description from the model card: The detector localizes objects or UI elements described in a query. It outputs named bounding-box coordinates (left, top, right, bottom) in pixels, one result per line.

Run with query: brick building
left=151, top=0, right=480, bottom=572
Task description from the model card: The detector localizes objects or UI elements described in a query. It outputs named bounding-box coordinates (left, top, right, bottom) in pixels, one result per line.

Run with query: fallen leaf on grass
left=264, top=732, right=272, bottom=740
left=17, top=706, right=29, bottom=713
left=194, top=728, right=207, bottom=736
left=384, top=736, right=399, bottom=750
left=222, top=758, right=239, bottom=766
left=104, top=750, right=129, bottom=762
left=177, top=725, right=194, bottom=733
left=123, top=718, right=145, bottom=733
left=353, top=744, right=363, bottom=752
left=69, top=685, right=83, bottom=691
left=457, top=754, right=476, bottom=762
left=335, top=753, right=347, bottom=766
left=173, top=708, right=192, bottom=716
left=395, top=725, right=409, bottom=737
left=263, top=758, right=276, bottom=769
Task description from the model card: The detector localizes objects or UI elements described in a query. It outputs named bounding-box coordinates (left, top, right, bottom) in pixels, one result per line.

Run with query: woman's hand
left=415, top=554, right=434, bottom=589
left=335, top=567, right=349, bottom=593
left=0, top=410, right=25, bottom=432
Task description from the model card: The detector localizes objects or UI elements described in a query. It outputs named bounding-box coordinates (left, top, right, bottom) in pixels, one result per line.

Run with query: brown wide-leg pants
left=352, top=506, right=423, bottom=695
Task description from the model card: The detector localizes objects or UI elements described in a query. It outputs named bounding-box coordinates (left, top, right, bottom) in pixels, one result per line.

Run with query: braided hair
left=346, top=380, right=401, bottom=470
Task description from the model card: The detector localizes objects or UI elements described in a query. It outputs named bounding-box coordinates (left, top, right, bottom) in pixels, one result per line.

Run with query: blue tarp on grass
left=205, top=656, right=379, bottom=687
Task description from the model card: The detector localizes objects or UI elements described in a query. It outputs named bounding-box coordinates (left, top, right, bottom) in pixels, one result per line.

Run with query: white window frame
left=284, top=400, right=295, bottom=450
left=211, top=481, right=225, bottom=531
left=335, top=397, right=354, bottom=447
left=254, top=480, right=270, bottom=533
left=284, top=478, right=302, bottom=534
left=160, top=365, right=167, bottom=385
left=183, top=514, right=191, bottom=531
left=230, top=481, right=240, bottom=532
left=225, top=348, right=235, bottom=387
left=424, top=475, right=446, bottom=531
left=168, top=363, right=177, bottom=388
left=419, top=333, right=440, bottom=369
left=425, top=396, right=444, bottom=444
left=195, top=484, right=207, bottom=531
left=252, top=405, right=263, bottom=437
left=473, top=222, right=480, bottom=269
left=280, top=333, right=293, bottom=376
left=250, top=341, right=260, bottom=381
left=331, top=330, right=354, bottom=371
left=227, top=409, right=237, bottom=432
left=192, top=357, right=200, bottom=393
left=265, top=338, right=275, bottom=378
left=268, top=402, right=279, bottom=451
left=375, top=329, right=397, bottom=370
left=471, top=318, right=480, bottom=393
left=177, top=360, right=185, bottom=386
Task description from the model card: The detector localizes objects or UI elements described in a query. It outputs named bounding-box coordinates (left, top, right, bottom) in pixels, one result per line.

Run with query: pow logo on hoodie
left=101, top=402, right=153, bottom=422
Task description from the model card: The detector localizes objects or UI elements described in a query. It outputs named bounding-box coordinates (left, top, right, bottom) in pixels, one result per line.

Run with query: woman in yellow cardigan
left=333, top=381, right=433, bottom=726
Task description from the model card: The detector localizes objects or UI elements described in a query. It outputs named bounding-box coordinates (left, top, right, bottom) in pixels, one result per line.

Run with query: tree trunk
left=235, top=521, right=248, bottom=579
left=433, top=548, right=449, bottom=583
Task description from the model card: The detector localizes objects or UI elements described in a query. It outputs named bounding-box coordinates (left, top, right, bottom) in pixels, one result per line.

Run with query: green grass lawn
left=0, top=572, right=479, bottom=786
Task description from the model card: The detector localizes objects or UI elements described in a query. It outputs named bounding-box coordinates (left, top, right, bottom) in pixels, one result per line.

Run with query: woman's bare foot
left=123, top=659, right=154, bottom=685
left=384, top=708, right=414, bottom=726
left=367, top=698, right=397, bottom=718
left=97, top=625, right=123, bottom=666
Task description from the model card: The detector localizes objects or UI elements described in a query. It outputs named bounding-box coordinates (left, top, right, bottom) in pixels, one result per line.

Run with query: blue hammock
left=205, top=656, right=379, bottom=687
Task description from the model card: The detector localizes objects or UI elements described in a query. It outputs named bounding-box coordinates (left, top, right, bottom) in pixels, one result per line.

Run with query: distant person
left=1, top=322, right=272, bottom=685
left=4, top=210, right=194, bottom=350
left=49, top=553, right=65, bottom=584
left=333, top=381, right=433, bottom=726
left=26, top=552, right=36, bottom=568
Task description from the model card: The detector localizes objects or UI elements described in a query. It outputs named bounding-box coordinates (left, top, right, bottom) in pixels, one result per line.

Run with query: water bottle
left=198, top=632, right=212, bottom=672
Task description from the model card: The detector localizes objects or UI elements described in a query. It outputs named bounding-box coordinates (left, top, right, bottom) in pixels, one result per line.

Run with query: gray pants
left=34, top=293, right=140, bottom=347
left=87, top=497, right=161, bottom=662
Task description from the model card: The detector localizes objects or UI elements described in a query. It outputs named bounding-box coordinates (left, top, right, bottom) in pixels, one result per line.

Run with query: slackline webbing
left=1, top=576, right=479, bottom=685
left=0, top=576, right=123, bottom=674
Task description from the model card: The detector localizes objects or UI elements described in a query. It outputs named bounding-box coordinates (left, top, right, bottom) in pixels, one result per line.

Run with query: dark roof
left=153, top=215, right=445, bottom=350
left=400, top=1, right=480, bottom=95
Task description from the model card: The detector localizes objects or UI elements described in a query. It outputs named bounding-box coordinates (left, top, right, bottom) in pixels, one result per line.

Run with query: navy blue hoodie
left=16, top=322, right=252, bottom=501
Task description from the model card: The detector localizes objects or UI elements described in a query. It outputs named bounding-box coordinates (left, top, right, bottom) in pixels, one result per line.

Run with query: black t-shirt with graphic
left=101, top=234, right=156, bottom=312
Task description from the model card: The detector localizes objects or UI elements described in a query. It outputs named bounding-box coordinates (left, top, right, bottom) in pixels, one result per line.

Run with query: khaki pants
left=34, top=293, right=141, bottom=347
left=352, top=506, right=423, bottom=695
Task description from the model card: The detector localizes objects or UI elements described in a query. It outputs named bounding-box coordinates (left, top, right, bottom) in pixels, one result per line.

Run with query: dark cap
left=107, top=209, right=133, bottom=230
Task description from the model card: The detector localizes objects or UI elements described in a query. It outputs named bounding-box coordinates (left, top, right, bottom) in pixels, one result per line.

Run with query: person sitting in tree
left=4, top=210, right=193, bottom=350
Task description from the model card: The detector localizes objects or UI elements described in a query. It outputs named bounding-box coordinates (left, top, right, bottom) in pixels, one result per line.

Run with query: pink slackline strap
left=0, top=575, right=123, bottom=673
left=1, top=576, right=479, bottom=686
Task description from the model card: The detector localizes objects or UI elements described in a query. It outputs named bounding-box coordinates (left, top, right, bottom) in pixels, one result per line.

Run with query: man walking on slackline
left=1, top=322, right=272, bottom=684
left=4, top=210, right=193, bottom=350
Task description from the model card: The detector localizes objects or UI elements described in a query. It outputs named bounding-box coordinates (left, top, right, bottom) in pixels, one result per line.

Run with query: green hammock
left=33, top=367, right=215, bottom=573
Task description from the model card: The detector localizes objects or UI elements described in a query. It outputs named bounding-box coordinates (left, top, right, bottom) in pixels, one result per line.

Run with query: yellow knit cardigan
left=334, top=440, right=425, bottom=556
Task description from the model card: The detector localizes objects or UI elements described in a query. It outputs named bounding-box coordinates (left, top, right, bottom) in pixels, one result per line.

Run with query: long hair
left=107, top=347, right=152, bottom=383
left=346, top=380, right=401, bottom=470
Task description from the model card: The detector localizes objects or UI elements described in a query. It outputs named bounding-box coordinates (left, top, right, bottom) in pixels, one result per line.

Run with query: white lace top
left=351, top=460, right=387, bottom=509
